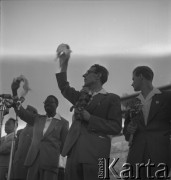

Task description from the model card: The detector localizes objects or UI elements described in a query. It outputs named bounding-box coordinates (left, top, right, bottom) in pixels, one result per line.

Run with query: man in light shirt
left=0, top=118, right=17, bottom=180
left=11, top=80, right=69, bottom=180
left=55, top=44, right=122, bottom=180
left=123, top=66, right=171, bottom=180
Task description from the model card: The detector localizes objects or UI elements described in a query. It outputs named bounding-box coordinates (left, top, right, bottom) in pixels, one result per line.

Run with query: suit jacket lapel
left=62, top=120, right=81, bottom=156
left=36, top=116, right=46, bottom=139
left=147, top=95, right=161, bottom=124
left=43, top=118, right=58, bottom=138
left=139, top=110, right=146, bottom=127
left=86, top=93, right=106, bottom=113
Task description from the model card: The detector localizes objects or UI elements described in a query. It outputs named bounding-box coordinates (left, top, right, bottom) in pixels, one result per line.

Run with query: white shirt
left=137, top=88, right=161, bottom=125
left=43, top=113, right=61, bottom=135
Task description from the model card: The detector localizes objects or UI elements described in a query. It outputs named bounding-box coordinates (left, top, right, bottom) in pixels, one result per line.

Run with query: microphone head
left=3, top=108, right=9, bottom=116
left=0, top=94, right=12, bottom=99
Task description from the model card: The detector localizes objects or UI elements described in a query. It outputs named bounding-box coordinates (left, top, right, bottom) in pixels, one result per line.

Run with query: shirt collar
left=137, top=88, right=161, bottom=101
left=5, top=132, right=15, bottom=139
left=54, top=113, right=61, bottom=120
left=92, top=88, right=107, bottom=96
left=46, top=113, right=61, bottom=120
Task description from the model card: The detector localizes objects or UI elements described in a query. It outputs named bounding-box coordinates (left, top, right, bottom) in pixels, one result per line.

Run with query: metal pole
left=7, top=114, right=18, bottom=180
left=0, top=99, right=6, bottom=143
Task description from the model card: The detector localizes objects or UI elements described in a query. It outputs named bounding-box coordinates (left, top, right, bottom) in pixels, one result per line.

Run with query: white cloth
left=43, top=113, right=61, bottom=135
left=58, top=155, right=67, bottom=168
left=137, top=88, right=161, bottom=125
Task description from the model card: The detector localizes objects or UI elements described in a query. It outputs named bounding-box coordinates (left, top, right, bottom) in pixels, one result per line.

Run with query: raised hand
left=11, top=79, right=20, bottom=96
left=56, top=43, right=72, bottom=72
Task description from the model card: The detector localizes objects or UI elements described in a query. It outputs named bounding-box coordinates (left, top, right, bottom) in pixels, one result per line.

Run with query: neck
left=89, top=84, right=102, bottom=94
left=141, top=82, right=153, bottom=99
left=46, top=112, right=56, bottom=118
left=6, top=131, right=13, bottom=135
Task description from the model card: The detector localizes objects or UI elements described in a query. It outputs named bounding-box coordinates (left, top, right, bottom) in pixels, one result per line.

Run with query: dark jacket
left=56, top=72, right=122, bottom=163
left=15, top=107, right=69, bottom=173
left=123, top=91, right=171, bottom=169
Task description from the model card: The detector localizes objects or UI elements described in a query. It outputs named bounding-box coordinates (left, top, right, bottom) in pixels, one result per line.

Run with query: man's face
left=83, top=67, right=99, bottom=87
left=132, top=73, right=142, bottom=92
left=5, top=119, right=15, bottom=134
left=44, top=96, right=58, bottom=116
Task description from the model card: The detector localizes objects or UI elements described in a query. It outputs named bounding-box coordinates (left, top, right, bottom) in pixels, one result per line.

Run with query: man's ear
left=96, top=73, right=102, bottom=80
left=139, top=74, right=144, bottom=80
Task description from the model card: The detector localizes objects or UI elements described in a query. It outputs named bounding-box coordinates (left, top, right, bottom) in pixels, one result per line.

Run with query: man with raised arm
left=55, top=44, right=122, bottom=180
left=11, top=80, right=69, bottom=180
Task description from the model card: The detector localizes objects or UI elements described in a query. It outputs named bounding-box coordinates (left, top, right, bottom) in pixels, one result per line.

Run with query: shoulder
left=36, top=114, right=45, bottom=119
left=32, top=114, right=46, bottom=124
left=157, top=90, right=171, bottom=101
left=160, top=90, right=171, bottom=96
left=5, top=133, right=14, bottom=141
left=161, top=91, right=171, bottom=103
left=60, top=117, right=69, bottom=127
left=53, top=116, right=69, bottom=126
left=17, top=129, right=23, bottom=137
left=106, top=93, right=121, bottom=101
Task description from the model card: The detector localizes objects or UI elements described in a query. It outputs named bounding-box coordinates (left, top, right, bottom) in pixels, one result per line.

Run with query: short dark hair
left=133, top=66, right=154, bottom=81
left=46, top=95, right=59, bottom=106
left=91, top=64, right=109, bottom=85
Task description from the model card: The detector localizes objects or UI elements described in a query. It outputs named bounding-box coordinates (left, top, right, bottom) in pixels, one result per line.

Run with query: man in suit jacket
left=11, top=82, right=69, bottom=180
left=0, top=118, right=17, bottom=180
left=55, top=44, right=122, bottom=180
left=123, top=66, right=171, bottom=180
left=12, top=105, right=38, bottom=180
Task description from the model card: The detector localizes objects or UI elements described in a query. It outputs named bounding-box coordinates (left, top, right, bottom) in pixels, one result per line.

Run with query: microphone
left=0, top=94, right=14, bottom=109
left=0, top=94, right=12, bottom=99
left=0, top=94, right=25, bottom=110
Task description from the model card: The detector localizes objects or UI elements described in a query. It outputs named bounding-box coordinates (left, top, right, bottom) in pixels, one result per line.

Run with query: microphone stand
left=7, top=113, right=18, bottom=180
left=0, top=97, right=14, bottom=180
left=0, top=98, right=8, bottom=143
left=7, top=97, right=23, bottom=180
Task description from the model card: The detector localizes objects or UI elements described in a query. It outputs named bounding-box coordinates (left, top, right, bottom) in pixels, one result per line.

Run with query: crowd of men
left=0, top=44, right=170, bottom=180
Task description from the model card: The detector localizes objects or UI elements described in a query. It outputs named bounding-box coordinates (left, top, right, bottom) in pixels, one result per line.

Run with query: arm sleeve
left=123, top=111, right=131, bottom=141
left=0, top=136, right=13, bottom=154
left=60, top=120, right=69, bottom=153
left=56, top=72, right=80, bottom=105
left=14, top=106, right=35, bottom=126
left=88, top=94, right=122, bottom=135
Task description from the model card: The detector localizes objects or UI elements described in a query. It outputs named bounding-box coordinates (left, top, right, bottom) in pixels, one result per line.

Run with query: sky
left=0, top=0, right=171, bottom=135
